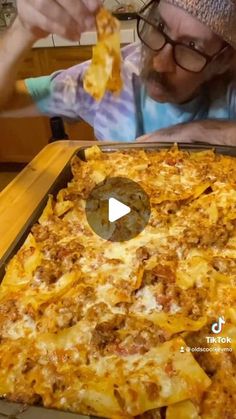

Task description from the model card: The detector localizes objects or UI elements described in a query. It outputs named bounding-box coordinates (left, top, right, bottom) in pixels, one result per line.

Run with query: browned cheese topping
left=0, top=145, right=235, bottom=418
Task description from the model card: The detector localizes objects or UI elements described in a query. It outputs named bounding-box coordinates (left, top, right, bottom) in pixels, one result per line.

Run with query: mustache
left=140, top=63, right=173, bottom=93
left=141, top=69, right=171, bottom=92
left=140, top=47, right=173, bottom=93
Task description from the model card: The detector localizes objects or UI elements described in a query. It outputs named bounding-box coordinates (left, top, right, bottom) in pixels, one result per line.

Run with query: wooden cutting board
left=0, top=140, right=97, bottom=262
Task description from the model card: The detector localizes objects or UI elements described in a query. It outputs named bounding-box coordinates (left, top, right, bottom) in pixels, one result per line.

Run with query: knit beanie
left=165, top=0, right=236, bottom=49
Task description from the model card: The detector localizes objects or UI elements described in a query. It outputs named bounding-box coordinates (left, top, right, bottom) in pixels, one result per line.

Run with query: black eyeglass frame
left=137, top=0, right=229, bottom=73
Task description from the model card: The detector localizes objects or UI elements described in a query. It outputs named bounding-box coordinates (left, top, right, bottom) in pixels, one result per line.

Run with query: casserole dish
left=0, top=142, right=235, bottom=419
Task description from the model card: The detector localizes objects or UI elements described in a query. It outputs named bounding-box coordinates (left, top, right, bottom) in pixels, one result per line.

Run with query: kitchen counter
left=34, top=19, right=138, bottom=47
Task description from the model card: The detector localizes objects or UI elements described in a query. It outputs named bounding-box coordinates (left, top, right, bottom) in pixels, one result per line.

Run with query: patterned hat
left=165, top=0, right=236, bottom=49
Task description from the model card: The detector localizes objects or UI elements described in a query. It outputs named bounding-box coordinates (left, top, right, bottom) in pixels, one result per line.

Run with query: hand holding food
left=83, top=8, right=123, bottom=100
left=17, top=0, right=102, bottom=40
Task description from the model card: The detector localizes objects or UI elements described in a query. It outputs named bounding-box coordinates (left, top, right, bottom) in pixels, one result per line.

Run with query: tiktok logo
left=211, top=316, right=225, bottom=334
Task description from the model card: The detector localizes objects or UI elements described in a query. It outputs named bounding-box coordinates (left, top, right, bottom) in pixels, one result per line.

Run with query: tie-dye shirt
left=25, top=42, right=236, bottom=142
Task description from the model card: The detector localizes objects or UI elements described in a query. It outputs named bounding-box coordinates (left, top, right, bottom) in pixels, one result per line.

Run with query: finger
left=136, top=134, right=147, bottom=142
left=56, top=0, right=95, bottom=30
left=26, top=0, right=81, bottom=36
left=81, top=0, right=103, bottom=12
left=22, top=3, right=81, bottom=40
left=136, top=134, right=156, bottom=142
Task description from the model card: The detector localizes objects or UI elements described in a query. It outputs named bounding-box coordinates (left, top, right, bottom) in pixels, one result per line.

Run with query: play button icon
left=85, top=177, right=150, bottom=242
left=108, top=198, right=131, bottom=222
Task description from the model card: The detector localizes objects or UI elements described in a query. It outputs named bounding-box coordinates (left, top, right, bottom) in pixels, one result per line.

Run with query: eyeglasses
left=137, top=0, right=228, bottom=73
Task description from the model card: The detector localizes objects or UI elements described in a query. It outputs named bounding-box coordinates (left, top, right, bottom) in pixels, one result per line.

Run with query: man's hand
left=136, top=120, right=236, bottom=146
left=136, top=123, right=201, bottom=143
left=17, top=0, right=102, bottom=40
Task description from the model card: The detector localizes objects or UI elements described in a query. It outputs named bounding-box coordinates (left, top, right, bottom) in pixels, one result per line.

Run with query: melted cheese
left=132, top=286, right=163, bottom=314
left=83, top=8, right=122, bottom=100
left=0, top=145, right=236, bottom=418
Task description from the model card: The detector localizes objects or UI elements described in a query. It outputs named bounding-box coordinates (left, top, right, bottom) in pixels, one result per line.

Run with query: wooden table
left=0, top=140, right=97, bottom=262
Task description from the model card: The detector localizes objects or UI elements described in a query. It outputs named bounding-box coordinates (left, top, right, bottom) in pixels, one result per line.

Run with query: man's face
left=141, top=0, right=224, bottom=104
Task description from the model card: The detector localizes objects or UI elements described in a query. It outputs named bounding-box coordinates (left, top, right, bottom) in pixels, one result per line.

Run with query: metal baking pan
left=1, top=140, right=236, bottom=279
left=0, top=141, right=236, bottom=419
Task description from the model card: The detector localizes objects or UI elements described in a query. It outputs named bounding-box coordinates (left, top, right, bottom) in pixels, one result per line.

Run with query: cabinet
left=37, top=46, right=93, bottom=74
left=1, top=46, right=95, bottom=163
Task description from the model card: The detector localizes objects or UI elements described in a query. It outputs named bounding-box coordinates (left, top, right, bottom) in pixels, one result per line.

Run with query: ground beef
left=91, top=315, right=125, bottom=353
left=33, top=261, right=63, bottom=286
left=141, top=264, right=176, bottom=287
left=31, top=224, right=50, bottom=242
left=136, top=246, right=150, bottom=262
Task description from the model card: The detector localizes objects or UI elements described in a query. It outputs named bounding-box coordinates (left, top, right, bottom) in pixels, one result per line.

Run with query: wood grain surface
left=0, top=140, right=97, bottom=261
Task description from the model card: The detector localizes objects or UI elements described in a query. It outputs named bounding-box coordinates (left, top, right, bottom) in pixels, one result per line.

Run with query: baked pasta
left=0, top=145, right=236, bottom=418
left=83, top=8, right=123, bottom=101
